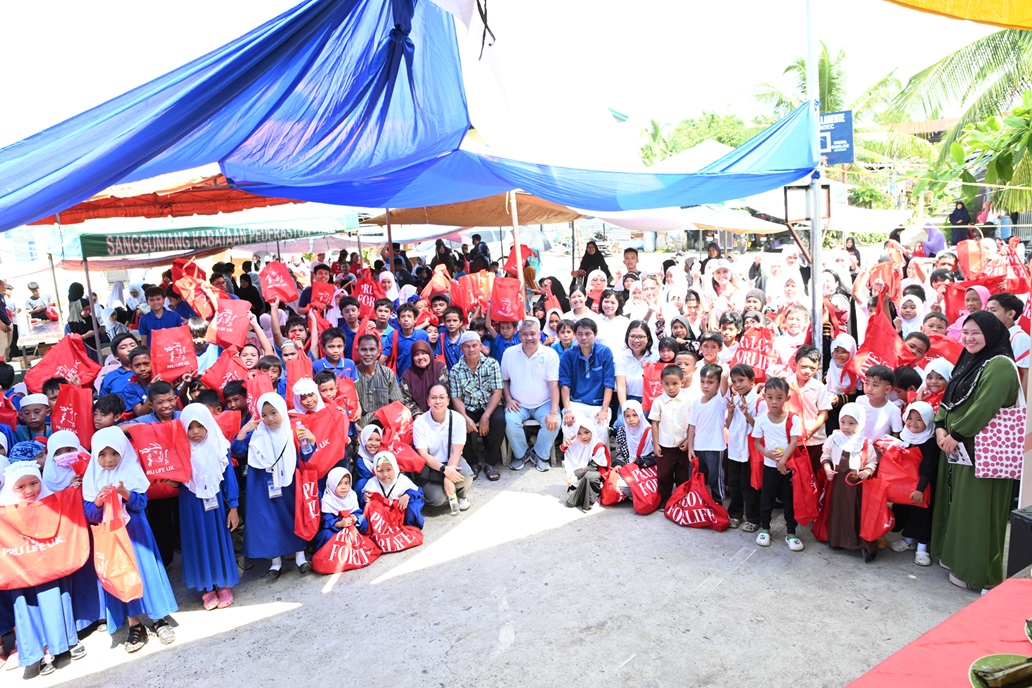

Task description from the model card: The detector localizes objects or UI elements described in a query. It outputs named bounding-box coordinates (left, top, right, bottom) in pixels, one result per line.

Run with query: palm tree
left=891, top=29, right=1032, bottom=160
left=640, top=119, right=672, bottom=165
left=755, top=42, right=847, bottom=115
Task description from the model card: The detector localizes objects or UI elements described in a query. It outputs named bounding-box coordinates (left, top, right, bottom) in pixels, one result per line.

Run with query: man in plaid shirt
left=450, top=331, right=505, bottom=481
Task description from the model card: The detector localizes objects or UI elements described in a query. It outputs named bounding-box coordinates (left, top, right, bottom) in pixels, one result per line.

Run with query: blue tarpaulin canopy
left=0, top=0, right=818, bottom=233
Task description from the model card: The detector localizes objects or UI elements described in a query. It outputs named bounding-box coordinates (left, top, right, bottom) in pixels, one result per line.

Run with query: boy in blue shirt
left=487, top=319, right=519, bottom=362
left=551, top=319, right=576, bottom=356
left=15, top=393, right=50, bottom=442
left=312, top=328, right=358, bottom=380
left=438, top=306, right=465, bottom=370
left=393, top=304, right=430, bottom=374
left=99, top=332, right=141, bottom=397
left=120, top=347, right=155, bottom=417
left=373, top=298, right=397, bottom=367
left=137, top=286, right=183, bottom=345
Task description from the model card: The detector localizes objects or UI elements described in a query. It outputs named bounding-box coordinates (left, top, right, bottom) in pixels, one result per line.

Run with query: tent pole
left=570, top=220, right=576, bottom=276
left=276, top=241, right=281, bottom=262
left=806, top=0, right=822, bottom=349
left=356, top=232, right=363, bottom=267
left=510, top=191, right=526, bottom=313
left=386, top=208, right=395, bottom=273
left=81, top=256, right=104, bottom=363
left=47, top=253, right=63, bottom=316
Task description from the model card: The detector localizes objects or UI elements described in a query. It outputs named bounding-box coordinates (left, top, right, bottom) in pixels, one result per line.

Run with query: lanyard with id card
left=203, top=495, right=220, bottom=511
left=267, top=441, right=289, bottom=498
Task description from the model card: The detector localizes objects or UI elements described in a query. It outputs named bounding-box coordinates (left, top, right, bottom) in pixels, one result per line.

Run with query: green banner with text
left=79, top=223, right=356, bottom=258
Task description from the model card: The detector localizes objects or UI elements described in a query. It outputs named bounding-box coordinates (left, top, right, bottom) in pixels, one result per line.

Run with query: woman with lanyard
left=412, top=383, right=473, bottom=515
left=615, top=321, right=658, bottom=414
left=932, top=311, right=1021, bottom=592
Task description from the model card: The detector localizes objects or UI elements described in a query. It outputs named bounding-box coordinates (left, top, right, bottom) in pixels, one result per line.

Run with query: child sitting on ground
left=820, top=402, right=879, bottom=563
left=313, top=466, right=368, bottom=552
left=560, top=413, right=610, bottom=511
left=362, top=452, right=425, bottom=528
left=751, top=377, right=804, bottom=553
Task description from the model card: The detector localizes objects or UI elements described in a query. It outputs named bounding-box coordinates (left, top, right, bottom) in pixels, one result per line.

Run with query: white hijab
left=42, top=430, right=86, bottom=492
left=292, top=377, right=325, bottom=414
left=247, top=393, right=296, bottom=489
left=180, top=404, right=230, bottom=499
left=899, top=294, right=926, bottom=337
left=107, top=281, right=126, bottom=309
left=83, top=427, right=151, bottom=503
left=362, top=451, right=416, bottom=500
left=378, top=272, right=399, bottom=301
left=398, top=284, right=418, bottom=304
left=621, top=400, right=653, bottom=458
left=321, top=466, right=360, bottom=515
left=923, top=356, right=954, bottom=383
left=0, top=462, right=51, bottom=506
left=357, top=424, right=382, bottom=474
left=125, top=282, right=144, bottom=311
left=833, top=402, right=867, bottom=454
left=826, top=333, right=858, bottom=395
left=561, top=413, right=607, bottom=478
left=900, top=401, right=936, bottom=447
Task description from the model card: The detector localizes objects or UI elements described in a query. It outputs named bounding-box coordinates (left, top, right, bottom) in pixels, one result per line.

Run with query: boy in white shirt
left=648, top=364, right=693, bottom=506
left=686, top=363, right=729, bottom=502
left=725, top=364, right=764, bottom=531
left=751, top=376, right=804, bottom=552
left=855, top=366, right=903, bottom=442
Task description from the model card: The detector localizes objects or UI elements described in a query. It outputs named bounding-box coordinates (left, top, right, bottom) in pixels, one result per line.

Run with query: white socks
left=269, top=557, right=282, bottom=571
left=295, top=551, right=307, bottom=566
left=917, top=542, right=929, bottom=553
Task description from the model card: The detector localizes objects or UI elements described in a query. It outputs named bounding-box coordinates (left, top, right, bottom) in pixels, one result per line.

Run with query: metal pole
left=510, top=191, right=526, bottom=313
left=47, top=253, right=63, bottom=316
left=570, top=220, right=577, bottom=276
left=356, top=231, right=363, bottom=267
left=385, top=208, right=395, bottom=273
left=276, top=240, right=282, bottom=262
left=806, top=0, right=822, bottom=348
left=81, top=256, right=104, bottom=362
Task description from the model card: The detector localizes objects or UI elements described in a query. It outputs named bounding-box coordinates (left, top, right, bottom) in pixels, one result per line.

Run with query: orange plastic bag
left=92, top=491, right=143, bottom=603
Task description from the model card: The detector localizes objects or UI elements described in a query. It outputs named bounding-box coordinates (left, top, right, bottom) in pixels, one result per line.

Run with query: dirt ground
left=19, top=465, right=976, bottom=688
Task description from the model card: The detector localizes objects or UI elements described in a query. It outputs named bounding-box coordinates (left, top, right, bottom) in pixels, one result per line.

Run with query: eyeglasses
left=628, top=334, right=648, bottom=340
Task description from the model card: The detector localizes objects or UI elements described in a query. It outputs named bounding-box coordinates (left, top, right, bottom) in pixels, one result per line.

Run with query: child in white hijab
left=888, top=401, right=938, bottom=566
left=362, top=451, right=425, bottom=529
left=560, top=414, right=610, bottom=511
left=83, top=427, right=177, bottom=651
left=819, top=402, right=880, bottom=563
left=244, top=393, right=313, bottom=579
left=41, top=430, right=87, bottom=492
left=353, top=425, right=382, bottom=503
left=614, top=401, right=653, bottom=467
left=178, top=404, right=240, bottom=610
left=313, top=466, right=368, bottom=552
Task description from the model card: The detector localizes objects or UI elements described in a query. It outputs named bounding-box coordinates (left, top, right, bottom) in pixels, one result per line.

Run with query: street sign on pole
left=819, top=110, right=854, bottom=165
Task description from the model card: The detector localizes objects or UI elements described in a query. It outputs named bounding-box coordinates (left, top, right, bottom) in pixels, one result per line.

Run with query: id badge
left=267, top=479, right=282, bottom=499
left=203, top=496, right=219, bottom=511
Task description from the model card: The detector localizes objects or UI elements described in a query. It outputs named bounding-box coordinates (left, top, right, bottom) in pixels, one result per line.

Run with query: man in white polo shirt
left=501, top=318, right=561, bottom=472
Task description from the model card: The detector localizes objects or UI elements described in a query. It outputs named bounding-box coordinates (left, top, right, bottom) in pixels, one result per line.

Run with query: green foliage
left=848, top=186, right=891, bottom=209
left=909, top=91, right=1032, bottom=212
left=667, top=113, right=751, bottom=150
left=756, top=42, right=847, bottom=116
left=640, top=118, right=672, bottom=165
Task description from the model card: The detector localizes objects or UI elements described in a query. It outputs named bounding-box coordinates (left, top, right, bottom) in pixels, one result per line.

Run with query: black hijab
left=940, top=310, right=1014, bottom=411
left=237, top=274, right=264, bottom=317
left=948, top=202, right=971, bottom=226
left=539, top=276, right=570, bottom=312
left=577, top=242, right=612, bottom=280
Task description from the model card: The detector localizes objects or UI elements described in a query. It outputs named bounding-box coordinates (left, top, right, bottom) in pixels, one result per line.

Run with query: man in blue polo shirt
left=393, top=304, right=430, bottom=375
left=137, top=286, right=183, bottom=345
left=558, top=317, right=616, bottom=445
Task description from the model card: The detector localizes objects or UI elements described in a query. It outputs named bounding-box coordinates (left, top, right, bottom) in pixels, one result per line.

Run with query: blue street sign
left=819, top=110, right=854, bottom=165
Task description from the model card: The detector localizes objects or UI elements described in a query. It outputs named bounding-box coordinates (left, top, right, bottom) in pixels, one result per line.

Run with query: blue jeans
left=504, top=403, right=560, bottom=462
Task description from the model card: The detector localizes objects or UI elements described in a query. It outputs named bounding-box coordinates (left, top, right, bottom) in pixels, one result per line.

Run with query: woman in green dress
left=932, top=311, right=1019, bottom=590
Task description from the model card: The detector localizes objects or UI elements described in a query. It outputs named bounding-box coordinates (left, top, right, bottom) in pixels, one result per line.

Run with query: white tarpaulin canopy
left=594, top=204, right=786, bottom=235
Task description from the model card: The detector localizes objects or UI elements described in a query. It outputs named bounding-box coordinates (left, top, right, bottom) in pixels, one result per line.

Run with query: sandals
left=153, top=619, right=176, bottom=645
left=483, top=464, right=500, bottom=481
left=216, top=588, right=234, bottom=608
left=125, top=624, right=146, bottom=653
left=202, top=590, right=219, bottom=611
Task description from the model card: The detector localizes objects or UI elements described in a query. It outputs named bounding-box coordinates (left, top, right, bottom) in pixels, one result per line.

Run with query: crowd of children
left=0, top=236, right=1027, bottom=677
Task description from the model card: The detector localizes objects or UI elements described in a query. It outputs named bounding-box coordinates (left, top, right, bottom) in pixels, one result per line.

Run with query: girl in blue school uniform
left=83, top=427, right=178, bottom=654
left=2, top=462, right=87, bottom=679
left=313, top=466, right=368, bottom=552
left=353, top=424, right=383, bottom=504
left=362, top=452, right=425, bottom=529
left=239, top=393, right=316, bottom=580
left=42, top=432, right=104, bottom=634
left=178, top=404, right=241, bottom=611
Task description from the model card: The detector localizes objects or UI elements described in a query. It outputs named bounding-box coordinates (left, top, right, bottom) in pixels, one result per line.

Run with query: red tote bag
left=260, top=262, right=300, bottom=302
left=0, top=395, right=18, bottom=430
left=335, top=376, right=360, bottom=422
left=309, top=282, right=335, bottom=311
left=363, top=493, right=423, bottom=553
left=353, top=269, right=386, bottom=318
left=598, top=468, right=628, bottom=506
left=311, top=515, right=382, bottom=574
left=0, top=487, right=91, bottom=590
left=285, top=356, right=314, bottom=401
left=290, top=406, right=349, bottom=478
left=174, top=275, right=217, bottom=320
left=171, top=257, right=206, bottom=283
left=419, top=264, right=452, bottom=300
left=489, top=277, right=525, bottom=322
left=51, top=384, right=95, bottom=450
left=640, top=362, right=666, bottom=413
left=151, top=325, right=199, bottom=382
left=502, top=243, right=533, bottom=277
left=617, top=464, right=661, bottom=515
left=664, top=458, right=730, bottom=531
left=374, top=401, right=414, bottom=445
left=200, top=349, right=250, bottom=396
left=730, top=327, right=775, bottom=384
left=215, top=410, right=242, bottom=443
left=859, top=477, right=896, bottom=542
left=245, top=374, right=276, bottom=420
left=127, top=421, right=192, bottom=483
left=847, top=301, right=906, bottom=382
left=293, top=461, right=320, bottom=541
left=872, top=440, right=930, bottom=508
left=24, top=334, right=102, bottom=394
left=210, top=298, right=251, bottom=349
left=92, top=490, right=144, bottom=603
left=786, top=443, right=819, bottom=527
